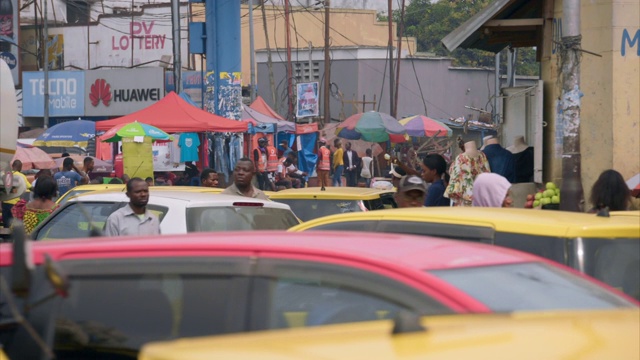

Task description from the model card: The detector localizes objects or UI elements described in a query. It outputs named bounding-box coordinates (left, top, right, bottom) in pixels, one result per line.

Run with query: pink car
left=0, top=231, right=635, bottom=359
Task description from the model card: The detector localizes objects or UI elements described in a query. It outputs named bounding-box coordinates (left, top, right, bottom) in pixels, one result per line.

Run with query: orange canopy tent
left=95, top=92, right=248, bottom=133
left=250, top=96, right=285, bottom=121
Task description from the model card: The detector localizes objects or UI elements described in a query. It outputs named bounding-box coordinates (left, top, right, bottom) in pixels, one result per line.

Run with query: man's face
left=234, top=161, right=255, bottom=187
left=87, top=160, right=94, bottom=171
left=395, top=189, right=426, bottom=208
left=346, top=143, right=352, bottom=150
left=202, top=173, right=219, bottom=187
left=127, top=181, right=150, bottom=208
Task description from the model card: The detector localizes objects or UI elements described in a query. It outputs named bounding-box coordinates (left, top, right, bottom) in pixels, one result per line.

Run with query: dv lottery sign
left=23, top=71, right=85, bottom=117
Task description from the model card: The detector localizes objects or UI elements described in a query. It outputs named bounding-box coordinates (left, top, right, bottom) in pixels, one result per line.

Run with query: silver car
left=32, top=190, right=300, bottom=240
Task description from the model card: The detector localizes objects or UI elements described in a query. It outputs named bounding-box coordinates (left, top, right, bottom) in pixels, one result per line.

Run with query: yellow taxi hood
left=268, top=187, right=393, bottom=200
left=140, top=309, right=640, bottom=360
left=290, top=207, right=640, bottom=239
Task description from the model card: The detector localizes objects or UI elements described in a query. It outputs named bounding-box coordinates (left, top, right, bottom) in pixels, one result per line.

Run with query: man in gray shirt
left=222, top=158, right=269, bottom=200
left=104, top=177, right=161, bottom=236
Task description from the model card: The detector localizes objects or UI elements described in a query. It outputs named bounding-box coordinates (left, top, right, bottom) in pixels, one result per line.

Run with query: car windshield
left=272, top=199, right=366, bottom=221
left=34, top=202, right=168, bottom=240
left=428, top=262, right=635, bottom=312
left=186, top=207, right=299, bottom=232
left=583, top=238, right=639, bottom=300
left=57, top=189, right=93, bottom=205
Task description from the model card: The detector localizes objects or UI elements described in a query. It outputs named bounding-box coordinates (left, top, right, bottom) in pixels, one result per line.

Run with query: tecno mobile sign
left=85, top=68, right=164, bottom=116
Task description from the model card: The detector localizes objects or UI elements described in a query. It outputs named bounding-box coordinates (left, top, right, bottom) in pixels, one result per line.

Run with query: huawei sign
left=90, top=79, right=112, bottom=107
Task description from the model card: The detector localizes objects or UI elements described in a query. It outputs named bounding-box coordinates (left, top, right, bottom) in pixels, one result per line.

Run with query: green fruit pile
left=525, top=182, right=560, bottom=208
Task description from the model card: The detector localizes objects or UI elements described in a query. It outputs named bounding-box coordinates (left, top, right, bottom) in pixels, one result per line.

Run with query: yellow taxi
left=268, top=187, right=397, bottom=221
left=290, top=207, right=640, bottom=300
left=140, top=309, right=640, bottom=360
left=56, top=184, right=224, bottom=205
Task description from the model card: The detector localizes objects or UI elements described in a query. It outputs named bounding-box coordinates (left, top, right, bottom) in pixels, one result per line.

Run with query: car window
left=305, top=220, right=378, bottom=232
left=186, top=207, right=299, bottom=232
left=52, top=273, right=246, bottom=357
left=34, top=203, right=169, bottom=240
left=377, top=193, right=398, bottom=209
left=428, top=262, right=635, bottom=312
left=34, top=202, right=126, bottom=240
left=251, top=259, right=453, bottom=331
left=376, top=221, right=494, bottom=243
left=493, top=232, right=566, bottom=264
left=584, top=238, right=640, bottom=300
left=272, top=199, right=366, bottom=221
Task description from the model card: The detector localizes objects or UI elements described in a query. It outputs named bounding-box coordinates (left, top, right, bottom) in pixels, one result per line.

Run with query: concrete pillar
left=204, top=0, right=242, bottom=119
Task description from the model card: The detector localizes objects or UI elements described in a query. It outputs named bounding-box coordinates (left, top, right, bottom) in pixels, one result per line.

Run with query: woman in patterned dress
left=11, top=176, right=59, bottom=234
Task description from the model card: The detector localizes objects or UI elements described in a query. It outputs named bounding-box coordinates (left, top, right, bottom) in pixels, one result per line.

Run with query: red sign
left=89, top=78, right=112, bottom=107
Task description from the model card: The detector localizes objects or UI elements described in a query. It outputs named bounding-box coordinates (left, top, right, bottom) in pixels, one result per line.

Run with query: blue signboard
left=22, top=71, right=85, bottom=117
left=165, top=70, right=204, bottom=109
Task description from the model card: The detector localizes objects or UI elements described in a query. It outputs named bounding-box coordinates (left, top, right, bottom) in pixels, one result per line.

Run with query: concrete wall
left=541, top=0, right=639, bottom=208
left=257, top=54, right=496, bottom=123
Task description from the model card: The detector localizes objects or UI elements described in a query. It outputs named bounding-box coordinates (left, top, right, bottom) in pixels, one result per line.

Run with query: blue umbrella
left=33, top=119, right=96, bottom=148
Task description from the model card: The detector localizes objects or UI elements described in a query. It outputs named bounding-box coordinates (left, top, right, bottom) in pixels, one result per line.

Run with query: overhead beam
left=485, top=18, right=544, bottom=27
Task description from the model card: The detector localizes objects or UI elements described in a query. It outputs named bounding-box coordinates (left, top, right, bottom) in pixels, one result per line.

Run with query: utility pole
left=323, top=0, right=330, bottom=127
left=393, top=0, right=405, bottom=117
left=284, top=0, right=293, bottom=120
left=171, top=0, right=182, bottom=93
left=43, top=0, right=49, bottom=128
left=261, top=3, right=278, bottom=108
left=559, top=0, right=584, bottom=212
left=248, top=0, right=256, bottom=102
left=387, top=0, right=395, bottom=118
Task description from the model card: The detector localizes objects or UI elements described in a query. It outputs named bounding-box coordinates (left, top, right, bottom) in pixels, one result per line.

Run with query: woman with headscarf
left=471, top=173, right=513, bottom=208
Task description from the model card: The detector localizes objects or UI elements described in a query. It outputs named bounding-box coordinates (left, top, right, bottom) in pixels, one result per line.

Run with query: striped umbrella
left=336, top=111, right=405, bottom=143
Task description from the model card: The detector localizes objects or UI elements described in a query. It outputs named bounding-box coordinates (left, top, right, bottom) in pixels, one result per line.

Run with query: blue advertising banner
left=23, top=71, right=85, bottom=117
left=165, top=70, right=204, bottom=109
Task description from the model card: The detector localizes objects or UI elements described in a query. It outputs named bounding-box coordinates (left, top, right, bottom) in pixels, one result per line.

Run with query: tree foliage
left=399, top=0, right=539, bottom=76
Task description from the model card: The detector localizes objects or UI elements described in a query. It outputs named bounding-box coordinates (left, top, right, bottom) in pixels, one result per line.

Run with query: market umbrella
left=33, top=119, right=96, bottom=147
left=11, top=147, right=57, bottom=171
left=100, top=121, right=174, bottom=143
left=336, top=111, right=406, bottom=142
left=54, top=155, right=114, bottom=173
left=389, top=115, right=453, bottom=143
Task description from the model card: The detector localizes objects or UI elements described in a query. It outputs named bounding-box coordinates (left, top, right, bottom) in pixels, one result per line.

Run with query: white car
left=32, top=190, right=300, bottom=240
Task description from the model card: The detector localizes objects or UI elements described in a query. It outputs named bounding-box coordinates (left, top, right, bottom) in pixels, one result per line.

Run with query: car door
left=20, top=256, right=253, bottom=359
left=248, top=257, right=454, bottom=331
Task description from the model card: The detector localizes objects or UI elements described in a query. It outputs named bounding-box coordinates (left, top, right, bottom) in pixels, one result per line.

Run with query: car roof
left=0, top=231, right=544, bottom=270
left=290, top=207, right=640, bottom=238
left=66, top=190, right=291, bottom=210
left=139, top=309, right=640, bottom=360
left=268, top=187, right=393, bottom=200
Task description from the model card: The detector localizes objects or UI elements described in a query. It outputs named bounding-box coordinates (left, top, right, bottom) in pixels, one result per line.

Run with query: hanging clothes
left=179, top=132, right=200, bottom=163
left=213, top=133, right=229, bottom=183
left=229, top=134, right=243, bottom=173
left=169, top=134, right=182, bottom=164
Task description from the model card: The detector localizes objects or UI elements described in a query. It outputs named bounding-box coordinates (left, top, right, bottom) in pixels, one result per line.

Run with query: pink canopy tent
left=95, top=92, right=248, bottom=133
left=250, top=96, right=286, bottom=120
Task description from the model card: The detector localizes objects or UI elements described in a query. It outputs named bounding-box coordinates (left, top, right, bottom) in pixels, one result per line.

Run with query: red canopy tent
left=95, top=92, right=248, bottom=133
left=250, top=96, right=285, bottom=121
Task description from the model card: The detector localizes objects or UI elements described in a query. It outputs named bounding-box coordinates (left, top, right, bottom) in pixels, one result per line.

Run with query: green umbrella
left=100, top=121, right=174, bottom=143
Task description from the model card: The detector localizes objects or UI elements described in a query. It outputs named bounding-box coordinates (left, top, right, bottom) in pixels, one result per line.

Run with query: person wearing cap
left=280, top=140, right=293, bottom=159
left=316, top=138, right=331, bottom=190
left=394, top=175, right=428, bottom=208
left=389, top=165, right=406, bottom=189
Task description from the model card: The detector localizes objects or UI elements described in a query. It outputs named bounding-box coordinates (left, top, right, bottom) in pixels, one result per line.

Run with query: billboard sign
left=165, top=70, right=204, bottom=109
left=85, top=68, right=164, bottom=116
left=296, top=82, right=319, bottom=118
left=22, top=71, right=85, bottom=117
left=0, top=0, right=20, bottom=85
